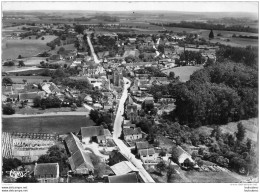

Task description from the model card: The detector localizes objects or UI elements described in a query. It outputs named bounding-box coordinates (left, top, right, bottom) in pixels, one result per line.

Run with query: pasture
left=162, top=65, right=203, bottom=82
left=7, top=76, right=51, bottom=84
left=2, top=35, right=57, bottom=60
left=2, top=115, right=95, bottom=134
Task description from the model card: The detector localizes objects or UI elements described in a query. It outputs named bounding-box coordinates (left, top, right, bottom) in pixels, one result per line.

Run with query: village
left=2, top=8, right=258, bottom=184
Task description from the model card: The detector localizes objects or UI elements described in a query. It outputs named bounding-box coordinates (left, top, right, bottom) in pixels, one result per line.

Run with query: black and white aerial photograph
left=1, top=1, right=259, bottom=185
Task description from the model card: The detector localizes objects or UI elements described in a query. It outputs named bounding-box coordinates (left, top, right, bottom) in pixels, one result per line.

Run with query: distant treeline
left=150, top=21, right=258, bottom=33
left=232, top=34, right=258, bottom=39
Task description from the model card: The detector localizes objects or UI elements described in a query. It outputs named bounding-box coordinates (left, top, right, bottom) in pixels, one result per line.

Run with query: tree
left=171, top=146, right=180, bottom=163
left=74, top=25, right=85, bottom=34
left=183, top=158, right=194, bottom=168
left=2, top=77, right=13, bottom=85
left=33, top=96, right=42, bottom=107
left=236, top=122, right=246, bottom=142
left=71, top=103, right=77, bottom=111
left=196, top=158, right=203, bottom=167
left=158, top=44, right=165, bottom=53
left=41, top=37, right=45, bottom=40
left=168, top=72, right=175, bottom=80
left=166, top=165, right=177, bottom=182
left=58, top=47, right=65, bottom=53
left=155, top=161, right=167, bottom=175
left=3, top=104, right=15, bottom=115
left=16, top=176, right=39, bottom=183
left=22, top=79, right=27, bottom=84
left=37, top=145, right=69, bottom=174
left=2, top=158, right=22, bottom=175
left=209, top=29, right=214, bottom=39
left=18, top=55, right=22, bottom=59
left=18, top=60, right=25, bottom=67
left=246, top=138, right=252, bottom=152
left=3, top=61, right=15, bottom=66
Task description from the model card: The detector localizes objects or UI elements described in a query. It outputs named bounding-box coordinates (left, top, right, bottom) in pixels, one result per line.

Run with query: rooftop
left=108, top=173, right=138, bottom=183
left=110, top=161, right=138, bottom=176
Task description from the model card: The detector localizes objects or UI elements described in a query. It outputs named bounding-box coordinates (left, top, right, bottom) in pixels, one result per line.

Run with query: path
left=86, top=35, right=100, bottom=64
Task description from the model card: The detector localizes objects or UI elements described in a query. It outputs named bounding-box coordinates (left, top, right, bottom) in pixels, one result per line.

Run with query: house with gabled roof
left=79, top=126, right=111, bottom=144
left=135, top=141, right=149, bottom=152
left=138, top=148, right=157, bottom=164
left=34, top=163, right=59, bottom=183
left=122, top=127, right=142, bottom=141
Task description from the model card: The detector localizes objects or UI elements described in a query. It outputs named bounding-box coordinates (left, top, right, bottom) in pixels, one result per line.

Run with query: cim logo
left=7, top=169, right=29, bottom=179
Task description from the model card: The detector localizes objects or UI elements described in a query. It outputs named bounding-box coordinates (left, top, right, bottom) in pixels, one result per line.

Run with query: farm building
left=34, top=163, right=59, bottom=183
left=64, top=133, right=94, bottom=175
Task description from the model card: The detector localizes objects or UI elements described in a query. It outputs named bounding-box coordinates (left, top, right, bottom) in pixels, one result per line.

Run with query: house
left=173, top=146, right=197, bottom=167
left=108, top=172, right=139, bottom=183
left=123, top=120, right=136, bottom=129
left=123, top=127, right=142, bottom=141
left=143, top=97, right=154, bottom=106
left=135, top=141, right=149, bottom=152
left=110, top=161, right=138, bottom=176
left=97, top=129, right=112, bottom=144
left=34, top=163, right=59, bottom=183
left=41, top=82, right=60, bottom=95
left=126, top=104, right=138, bottom=122
left=18, top=91, right=45, bottom=106
left=138, top=148, right=156, bottom=164
left=49, top=54, right=63, bottom=61
left=128, top=38, right=137, bottom=44
left=2, top=86, right=13, bottom=95
left=84, top=95, right=93, bottom=104
left=64, top=133, right=94, bottom=175
left=108, top=150, right=128, bottom=166
left=123, top=49, right=140, bottom=58
left=80, top=126, right=111, bottom=144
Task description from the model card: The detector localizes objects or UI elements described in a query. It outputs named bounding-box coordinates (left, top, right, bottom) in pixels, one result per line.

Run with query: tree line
left=150, top=21, right=258, bottom=33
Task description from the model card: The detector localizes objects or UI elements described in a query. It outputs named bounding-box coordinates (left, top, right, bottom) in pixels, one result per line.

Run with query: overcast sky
left=2, top=1, right=258, bottom=13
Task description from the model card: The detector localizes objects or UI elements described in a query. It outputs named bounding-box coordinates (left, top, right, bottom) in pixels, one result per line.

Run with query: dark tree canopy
left=2, top=77, right=13, bottom=85
left=236, top=122, right=246, bottom=142
left=209, top=29, right=214, bottom=39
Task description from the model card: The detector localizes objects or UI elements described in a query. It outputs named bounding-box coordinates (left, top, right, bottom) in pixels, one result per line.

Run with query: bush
left=2, top=77, right=13, bottom=85
left=3, top=61, right=15, bottom=66
left=3, top=104, right=15, bottom=115
left=41, top=37, right=45, bottom=40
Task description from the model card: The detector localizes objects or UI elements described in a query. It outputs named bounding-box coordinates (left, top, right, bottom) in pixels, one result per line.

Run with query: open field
left=2, top=115, right=95, bottom=134
left=2, top=35, right=57, bottom=60
left=14, top=106, right=90, bottom=115
left=220, top=118, right=258, bottom=142
left=197, top=118, right=258, bottom=142
left=22, top=57, right=47, bottom=66
left=162, top=65, right=204, bottom=82
left=7, top=76, right=51, bottom=84
left=183, top=170, right=239, bottom=183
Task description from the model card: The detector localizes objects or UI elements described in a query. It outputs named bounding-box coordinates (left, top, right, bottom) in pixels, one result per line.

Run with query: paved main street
left=86, top=33, right=155, bottom=182
left=112, top=77, right=155, bottom=183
